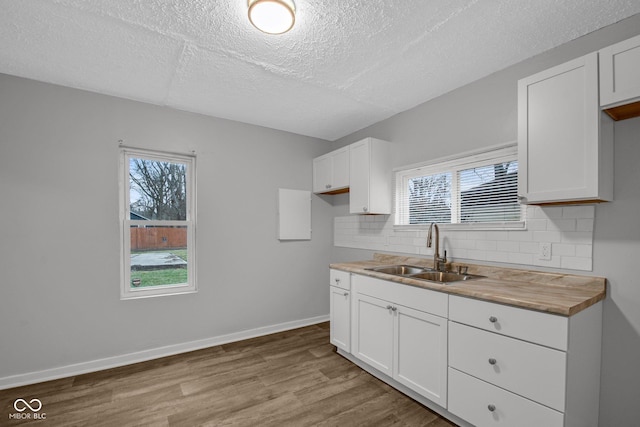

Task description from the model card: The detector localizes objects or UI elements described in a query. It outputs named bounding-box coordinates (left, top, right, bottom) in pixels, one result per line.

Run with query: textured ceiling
left=2, top=1, right=640, bottom=141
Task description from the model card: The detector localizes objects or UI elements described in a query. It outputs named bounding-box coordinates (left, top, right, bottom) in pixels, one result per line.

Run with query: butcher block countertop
left=330, top=253, right=606, bottom=316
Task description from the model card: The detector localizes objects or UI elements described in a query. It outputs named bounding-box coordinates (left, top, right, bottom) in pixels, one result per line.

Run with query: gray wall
left=330, top=14, right=640, bottom=426
left=0, top=74, right=334, bottom=380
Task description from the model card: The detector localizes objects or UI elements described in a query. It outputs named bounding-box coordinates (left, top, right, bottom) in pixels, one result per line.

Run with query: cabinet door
left=329, top=285, right=351, bottom=352
left=517, top=52, right=611, bottom=204
left=349, top=139, right=370, bottom=213
left=313, top=154, right=332, bottom=193
left=600, top=34, right=640, bottom=108
left=332, top=147, right=350, bottom=190
left=352, top=293, right=394, bottom=376
left=394, top=305, right=448, bottom=407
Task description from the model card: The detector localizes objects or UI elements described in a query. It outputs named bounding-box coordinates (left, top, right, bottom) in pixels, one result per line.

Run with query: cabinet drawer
left=353, top=275, right=447, bottom=317
left=449, top=368, right=564, bottom=427
left=449, top=295, right=568, bottom=350
left=449, top=322, right=566, bottom=412
left=330, top=269, right=350, bottom=290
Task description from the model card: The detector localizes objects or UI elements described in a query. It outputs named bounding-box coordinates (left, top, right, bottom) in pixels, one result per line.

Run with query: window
left=395, top=144, right=524, bottom=229
left=120, top=148, right=196, bottom=299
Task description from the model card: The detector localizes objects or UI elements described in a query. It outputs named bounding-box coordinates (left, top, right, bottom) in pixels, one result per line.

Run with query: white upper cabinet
left=349, top=138, right=392, bottom=214
left=517, top=53, right=613, bottom=205
left=312, top=146, right=349, bottom=194
left=599, top=33, right=640, bottom=119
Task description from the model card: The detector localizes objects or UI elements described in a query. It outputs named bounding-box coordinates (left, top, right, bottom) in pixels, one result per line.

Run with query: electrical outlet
left=539, top=242, right=552, bottom=261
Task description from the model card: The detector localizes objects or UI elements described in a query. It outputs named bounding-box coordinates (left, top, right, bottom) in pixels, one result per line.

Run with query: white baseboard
left=0, top=314, right=329, bottom=390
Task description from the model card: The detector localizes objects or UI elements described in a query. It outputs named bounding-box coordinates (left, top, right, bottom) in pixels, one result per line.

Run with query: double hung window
left=120, top=148, right=196, bottom=299
left=395, top=145, right=524, bottom=229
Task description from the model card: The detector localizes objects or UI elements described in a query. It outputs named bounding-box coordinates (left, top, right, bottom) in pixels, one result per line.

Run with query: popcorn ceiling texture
left=334, top=205, right=596, bottom=271
left=1, top=1, right=640, bottom=140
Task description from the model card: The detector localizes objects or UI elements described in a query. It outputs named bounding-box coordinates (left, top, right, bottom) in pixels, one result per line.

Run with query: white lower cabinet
left=330, top=271, right=602, bottom=427
left=351, top=275, right=448, bottom=407
left=329, top=285, right=351, bottom=352
left=329, top=269, right=351, bottom=352
left=448, top=295, right=603, bottom=427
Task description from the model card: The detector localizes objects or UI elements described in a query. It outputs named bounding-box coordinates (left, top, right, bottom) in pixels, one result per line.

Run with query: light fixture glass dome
left=248, top=0, right=296, bottom=35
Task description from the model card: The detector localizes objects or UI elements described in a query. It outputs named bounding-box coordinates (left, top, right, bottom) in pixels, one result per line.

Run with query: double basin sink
left=365, top=264, right=485, bottom=284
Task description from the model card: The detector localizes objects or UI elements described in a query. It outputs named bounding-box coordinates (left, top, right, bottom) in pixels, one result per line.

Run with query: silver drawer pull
left=335, top=278, right=341, bottom=284
left=488, top=358, right=497, bottom=365
left=386, top=305, right=393, bottom=310
left=343, top=292, right=349, bottom=297
left=489, top=316, right=498, bottom=323
left=391, top=306, right=397, bottom=312
left=488, top=404, right=496, bottom=412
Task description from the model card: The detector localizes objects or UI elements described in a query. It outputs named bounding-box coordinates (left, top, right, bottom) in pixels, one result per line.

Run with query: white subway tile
left=533, top=256, right=562, bottom=268
left=497, top=241, right=520, bottom=252
left=519, top=241, right=539, bottom=254
left=526, top=219, right=548, bottom=231
left=489, top=231, right=510, bottom=240
left=562, top=231, right=593, bottom=245
left=561, top=257, right=592, bottom=271
left=508, top=230, right=533, bottom=241
left=486, top=252, right=510, bottom=263
left=575, top=244, right=593, bottom=258
left=576, top=219, right=594, bottom=232
left=546, top=218, right=577, bottom=232
left=553, top=243, right=576, bottom=257
left=451, top=248, right=468, bottom=259
left=477, top=240, right=497, bottom=251
left=532, top=230, right=563, bottom=243
left=467, top=249, right=488, bottom=261
left=467, top=231, right=487, bottom=240
left=562, top=205, right=595, bottom=219
left=509, top=252, right=534, bottom=265
left=540, top=206, right=564, bottom=219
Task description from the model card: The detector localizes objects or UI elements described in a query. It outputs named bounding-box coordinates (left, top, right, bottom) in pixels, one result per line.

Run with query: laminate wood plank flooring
left=0, top=322, right=458, bottom=426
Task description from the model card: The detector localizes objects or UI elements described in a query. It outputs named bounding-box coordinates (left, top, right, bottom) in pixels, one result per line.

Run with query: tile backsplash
left=334, top=205, right=595, bottom=271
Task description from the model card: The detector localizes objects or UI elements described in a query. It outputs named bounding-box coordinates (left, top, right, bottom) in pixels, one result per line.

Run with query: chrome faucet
left=427, top=223, right=447, bottom=271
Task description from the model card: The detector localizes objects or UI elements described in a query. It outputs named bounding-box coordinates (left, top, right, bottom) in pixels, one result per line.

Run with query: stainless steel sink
left=409, top=271, right=485, bottom=283
left=366, top=265, right=431, bottom=275
left=366, top=264, right=485, bottom=283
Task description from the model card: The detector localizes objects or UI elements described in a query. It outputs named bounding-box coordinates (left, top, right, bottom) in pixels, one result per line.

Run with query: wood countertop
left=330, top=253, right=606, bottom=316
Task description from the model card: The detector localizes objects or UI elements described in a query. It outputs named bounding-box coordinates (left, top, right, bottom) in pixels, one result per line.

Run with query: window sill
left=121, top=286, right=197, bottom=300
left=393, top=221, right=527, bottom=232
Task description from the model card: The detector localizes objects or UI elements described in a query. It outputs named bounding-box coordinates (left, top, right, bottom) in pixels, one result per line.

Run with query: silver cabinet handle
left=488, top=404, right=496, bottom=412
left=335, top=278, right=341, bottom=284
left=488, top=358, right=497, bottom=365
left=363, top=207, right=368, bottom=212
left=343, top=292, right=349, bottom=297
left=489, top=316, right=498, bottom=323
left=391, top=306, right=397, bottom=312
left=326, top=184, right=331, bottom=189
left=386, top=305, right=392, bottom=310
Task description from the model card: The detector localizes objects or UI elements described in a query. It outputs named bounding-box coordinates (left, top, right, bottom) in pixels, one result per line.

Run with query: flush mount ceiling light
left=248, top=0, right=296, bottom=35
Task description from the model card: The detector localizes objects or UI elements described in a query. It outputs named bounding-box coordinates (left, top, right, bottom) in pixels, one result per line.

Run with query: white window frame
left=119, top=147, right=197, bottom=299
left=394, top=143, right=525, bottom=231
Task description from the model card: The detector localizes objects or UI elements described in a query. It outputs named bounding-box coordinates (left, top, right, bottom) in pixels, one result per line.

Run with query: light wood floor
left=0, top=322, right=458, bottom=426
